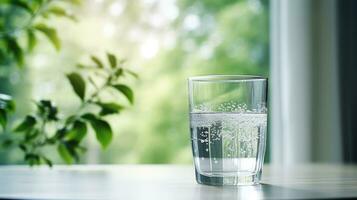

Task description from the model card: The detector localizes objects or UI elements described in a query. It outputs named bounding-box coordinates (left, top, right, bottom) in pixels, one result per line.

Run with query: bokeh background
left=0, top=0, right=269, bottom=164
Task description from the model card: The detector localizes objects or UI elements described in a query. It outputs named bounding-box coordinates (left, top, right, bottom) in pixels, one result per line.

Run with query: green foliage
left=36, top=100, right=58, bottom=121
left=65, top=120, right=87, bottom=142
left=95, top=102, right=124, bottom=116
left=13, top=115, right=36, bottom=132
left=6, top=37, right=24, bottom=66
left=33, top=23, right=61, bottom=51
left=0, top=94, right=15, bottom=130
left=0, top=0, right=139, bottom=166
left=1, top=1, right=34, bottom=14
left=0, top=53, right=137, bottom=166
left=107, top=53, right=117, bottom=69
left=57, top=142, right=74, bottom=164
left=91, top=119, right=112, bottom=149
left=46, top=6, right=77, bottom=21
left=91, top=56, right=104, bottom=69
left=27, top=30, right=37, bottom=52
left=0, top=0, right=81, bottom=67
left=82, top=114, right=112, bottom=149
left=0, top=110, right=6, bottom=129
left=112, top=84, right=134, bottom=104
left=67, top=73, right=86, bottom=101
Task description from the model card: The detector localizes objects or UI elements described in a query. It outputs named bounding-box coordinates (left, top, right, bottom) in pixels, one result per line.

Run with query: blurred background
left=0, top=0, right=269, bottom=164
left=1, top=0, right=356, bottom=165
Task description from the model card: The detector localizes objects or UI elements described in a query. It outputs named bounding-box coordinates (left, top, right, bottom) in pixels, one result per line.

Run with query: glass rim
left=188, top=75, right=267, bottom=82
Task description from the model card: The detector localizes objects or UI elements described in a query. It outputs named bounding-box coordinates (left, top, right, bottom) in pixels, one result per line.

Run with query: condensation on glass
left=188, top=75, right=268, bottom=186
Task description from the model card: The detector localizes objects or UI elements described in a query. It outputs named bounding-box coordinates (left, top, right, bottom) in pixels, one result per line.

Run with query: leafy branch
left=0, top=0, right=81, bottom=67
left=0, top=53, right=137, bottom=166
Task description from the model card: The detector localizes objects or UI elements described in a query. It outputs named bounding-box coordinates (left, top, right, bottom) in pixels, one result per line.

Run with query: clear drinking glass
left=188, top=75, right=268, bottom=186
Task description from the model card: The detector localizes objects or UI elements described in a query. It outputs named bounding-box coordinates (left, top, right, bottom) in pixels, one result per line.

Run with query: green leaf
left=27, top=30, right=37, bottom=52
left=65, top=120, right=87, bottom=141
left=58, top=143, right=74, bottom=164
left=53, top=128, right=67, bottom=141
left=0, top=96, right=15, bottom=130
left=65, top=115, right=77, bottom=125
left=92, top=119, right=112, bottom=148
left=14, top=115, right=36, bottom=132
left=6, top=100, right=15, bottom=112
left=95, top=102, right=124, bottom=116
left=34, top=23, right=61, bottom=51
left=4, top=0, right=34, bottom=14
left=41, top=156, right=53, bottom=167
left=112, top=84, right=134, bottom=104
left=126, top=70, right=139, bottom=79
left=114, top=68, right=123, bottom=77
left=91, top=55, right=104, bottom=68
left=2, top=139, right=13, bottom=148
left=0, top=109, right=6, bottom=130
left=82, top=114, right=112, bottom=148
left=25, top=129, right=39, bottom=142
left=0, top=94, right=16, bottom=112
left=107, top=53, right=117, bottom=68
left=64, top=141, right=81, bottom=162
left=36, top=100, right=58, bottom=121
left=0, top=94, right=15, bottom=111
left=66, top=73, right=86, bottom=101
left=19, top=144, right=27, bottom=152
left=76, top=63, right=87, bottom=69
left=7, top=38, right=24, bottom=67
left=12, top=43, right=24, bottom=66
left=47, top=6, right=68, bottom=16
left=47, top=6, right=77, bottom=21
left=25, top=153, right=40, bottom=166
left=81, top=113, right=97, bottom=121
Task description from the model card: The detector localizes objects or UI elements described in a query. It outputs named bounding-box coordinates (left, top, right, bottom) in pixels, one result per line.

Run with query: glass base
left=195, top=170, right=260, bottom=186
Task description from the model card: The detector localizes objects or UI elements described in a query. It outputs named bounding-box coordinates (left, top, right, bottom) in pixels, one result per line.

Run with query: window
left=0, top=0, right=269, bottom=164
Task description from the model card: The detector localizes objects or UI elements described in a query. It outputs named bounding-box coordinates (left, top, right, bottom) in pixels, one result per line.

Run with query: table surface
left=0, top=164, right=357, bottom=200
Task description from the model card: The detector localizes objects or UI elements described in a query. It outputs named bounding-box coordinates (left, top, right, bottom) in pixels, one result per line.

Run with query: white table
left=0, top=164, right=357, bottom=199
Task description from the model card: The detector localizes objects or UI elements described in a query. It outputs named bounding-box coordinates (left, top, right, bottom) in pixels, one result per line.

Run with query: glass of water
left=188, top=75, right=268, bottom=186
